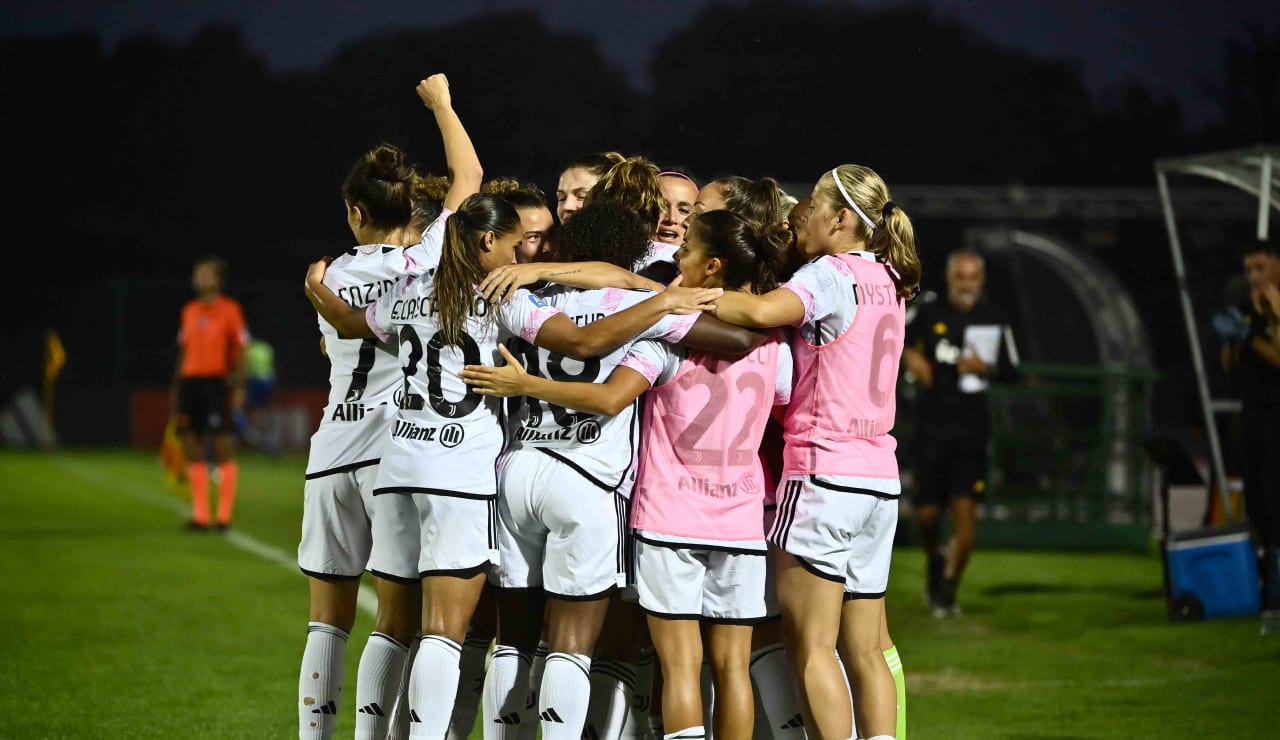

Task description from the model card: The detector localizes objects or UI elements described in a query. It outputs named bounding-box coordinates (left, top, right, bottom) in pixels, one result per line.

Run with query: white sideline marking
left=57, top=456, right=378, bottom=616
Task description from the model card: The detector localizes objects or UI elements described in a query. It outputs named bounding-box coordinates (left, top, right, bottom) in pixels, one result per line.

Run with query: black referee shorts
left=176, top=377, right=234, bottom=435
left=913, top=435, right=988, bottom=508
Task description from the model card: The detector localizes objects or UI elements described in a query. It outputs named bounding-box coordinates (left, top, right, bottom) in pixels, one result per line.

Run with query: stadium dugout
left=1156, top=144, right=1280, bottom=519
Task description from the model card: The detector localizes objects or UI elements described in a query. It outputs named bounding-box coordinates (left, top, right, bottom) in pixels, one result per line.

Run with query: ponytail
left=870, top=201, right=921, bottom=301
left=819, top=165, right=921, bottom=301
left=435, top=193, right=520, bottom=345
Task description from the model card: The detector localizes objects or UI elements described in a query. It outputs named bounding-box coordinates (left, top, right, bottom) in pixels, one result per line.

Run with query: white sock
left=299, top=622, right=348, bottom=740
left=389, top=635, right=421, bottom=740
left=518, top=641, right=549, bottom=740
left=748, top=643, right=805, bottom=740
left=539, top=652, right=592, bottom=740
left=482, top=644, right=534, bottom=740
left=408, top=635, right=463, bottom=740
left=663, top=725, right=706, bottom=740
left=584, top=658, right=635, bottom=740
left=449, top=635, right=491, bottom=740
left=623, top=650, right=656, bottom=740
left=354, top=632, right=410, bottom=740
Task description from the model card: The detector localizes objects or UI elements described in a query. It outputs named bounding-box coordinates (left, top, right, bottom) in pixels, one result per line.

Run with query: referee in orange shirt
left=170, top=256, right=249, bottom=531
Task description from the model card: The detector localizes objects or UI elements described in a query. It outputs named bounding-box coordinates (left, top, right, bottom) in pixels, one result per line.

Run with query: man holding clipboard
left=903, top=248, right=1020, bottom=617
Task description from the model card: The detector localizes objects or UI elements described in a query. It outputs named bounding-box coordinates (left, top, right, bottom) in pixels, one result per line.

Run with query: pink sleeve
left=520, top=306, right=560, bottom=344
left=779, top=281, right=815, bottom=326
left=365, top=303, right=392, bottom=343
left=619, top=351, right=662, bottom=385
left=656, top=312, right=698, bottom=343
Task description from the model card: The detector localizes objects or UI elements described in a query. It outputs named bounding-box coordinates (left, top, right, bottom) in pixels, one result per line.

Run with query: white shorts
left=634, top=537, right=767, bottom=622
left=368, top=491, right=498, bottom=581
left=768, top=475, right=898, bottom=597
left=297, top=461, right=379, bottom=579
left=491, top=450, right=626, bottom=599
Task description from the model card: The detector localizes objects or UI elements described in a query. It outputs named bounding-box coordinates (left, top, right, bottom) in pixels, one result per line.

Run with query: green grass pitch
left=0, top=449, right=1276, bottom=739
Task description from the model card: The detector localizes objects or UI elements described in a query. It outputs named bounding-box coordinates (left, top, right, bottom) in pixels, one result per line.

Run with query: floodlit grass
left=0, top=448, right=1275, bottom=739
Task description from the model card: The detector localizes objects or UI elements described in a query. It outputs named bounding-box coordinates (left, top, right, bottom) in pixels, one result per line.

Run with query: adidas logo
left=493, top=712, right=522, bottom=725
left=357, top=702, right=385, bottom=717
left=780, top=713, right=804, bottom=730
left=540, top=707, right=565, bottom=723
left=310, top=700, right=338, bottom=716
left=524, top=691, right=536, bottom=710
left=410, top=709, right=423, bottom=723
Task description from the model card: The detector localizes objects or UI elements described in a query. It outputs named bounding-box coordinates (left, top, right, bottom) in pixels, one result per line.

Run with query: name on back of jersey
left=338, top=279, right=396, bottom=308
left=391, top=294, right=491, bottom=321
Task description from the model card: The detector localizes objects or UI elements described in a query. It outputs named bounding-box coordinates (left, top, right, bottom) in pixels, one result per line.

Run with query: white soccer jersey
left=366, top=273, right=560, bottom=498
left=305, top=230, right=442, bottom=477
left=504, top=286, right=697, bottom=494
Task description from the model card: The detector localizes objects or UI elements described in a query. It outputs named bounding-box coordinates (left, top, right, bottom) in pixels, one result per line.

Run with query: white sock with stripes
left=663, top=725, right=706, bottom=740
left=540, top=652, right=592, bottom=740
left=449, top=635, right=491, bottom=740
left=299, top=622, right=349, bottom=740
left=355, top=632, right=410, bottom=740
left=388, top=635, right=420, bottom=740
left=408, top=635, right=463, bottom=740
left=584, top=658, right=635, bottom=740
left=482, top=644, right=534, bottom=740
left=748, top=643, right=805, bottom=740
left=622, top=649, right=656, bottom=740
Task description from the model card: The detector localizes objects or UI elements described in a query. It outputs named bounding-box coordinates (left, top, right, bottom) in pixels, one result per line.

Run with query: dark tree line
left=5, top=4, right=1276, bottom=283
left=2, top=1, right=1277, bottom=438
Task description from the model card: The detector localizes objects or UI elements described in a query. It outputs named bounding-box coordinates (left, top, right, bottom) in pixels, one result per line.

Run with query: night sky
left=7, top=0, right=1279, bottom=129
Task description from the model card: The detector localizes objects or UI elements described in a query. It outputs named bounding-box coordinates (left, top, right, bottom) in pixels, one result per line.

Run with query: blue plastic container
left=1165, top=524, right=1260, bottom=620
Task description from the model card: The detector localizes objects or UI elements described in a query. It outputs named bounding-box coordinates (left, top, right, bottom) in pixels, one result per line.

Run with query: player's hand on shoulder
left=660, top=274, right=723, bottom=315
left=479, top=263, right=543, bottom=303
left=416, top=74, right=451, bottom=111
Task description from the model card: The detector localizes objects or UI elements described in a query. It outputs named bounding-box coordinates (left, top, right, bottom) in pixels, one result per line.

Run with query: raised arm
left=480, top=261, right=664, bottom=303
left=711, top=286, right=806, bottom=329
left=304, top=259, right=377, bottom=339
left=416, top=74, right=482, bottom=213
left=530, top=278, right=722, bottom=360
left=462, top=345, right=651, bottom=417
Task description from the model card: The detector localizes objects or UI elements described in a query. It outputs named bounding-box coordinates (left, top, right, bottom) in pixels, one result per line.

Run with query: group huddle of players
left=295, top=73, right=920, bottom=740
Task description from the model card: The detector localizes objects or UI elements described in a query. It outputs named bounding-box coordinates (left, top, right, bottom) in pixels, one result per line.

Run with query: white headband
left=831, top=167, right=876, bottom=233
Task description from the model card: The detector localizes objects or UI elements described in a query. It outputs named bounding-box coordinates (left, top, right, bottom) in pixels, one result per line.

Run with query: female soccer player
left=304, top=190, right=723, bottom=740
left=657, top=170, right=699, bottom=246
left=707, top=165, right=920, bottom=740
left=464, top=209, right=790, bottom=740
left=556, top=151, right=625, bottom=224
left=296, top=72, right=481, bottom=740
left=460, top=199, right=763, bottom=740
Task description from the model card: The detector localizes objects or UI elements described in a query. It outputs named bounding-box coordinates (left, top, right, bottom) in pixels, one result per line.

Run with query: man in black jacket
left=1219, top=241, right=1280, bottom=631
left=903, top=248, right=1020, bottom=618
